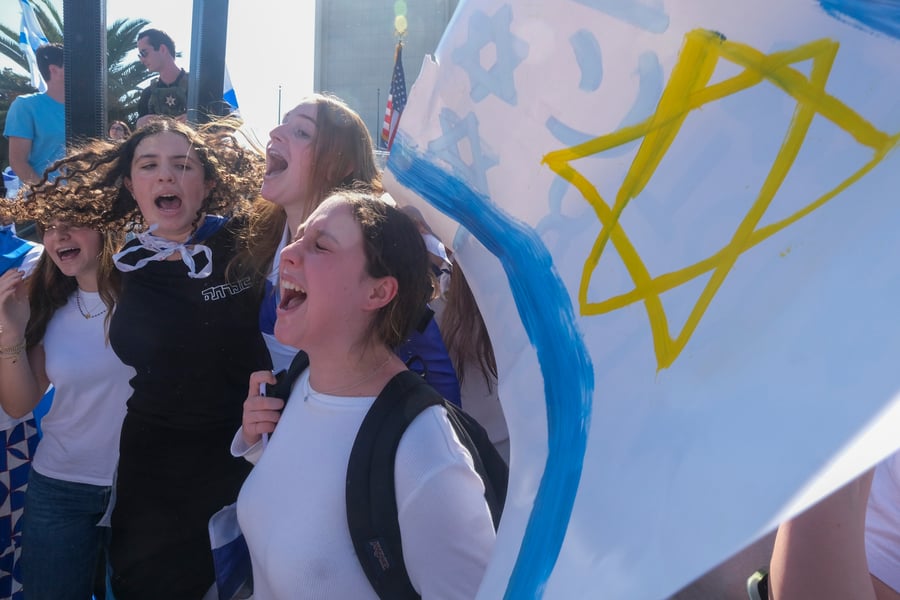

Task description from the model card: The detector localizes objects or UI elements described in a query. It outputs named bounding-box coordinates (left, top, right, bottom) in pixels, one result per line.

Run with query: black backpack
left=270, top=351, right=508, bottom=600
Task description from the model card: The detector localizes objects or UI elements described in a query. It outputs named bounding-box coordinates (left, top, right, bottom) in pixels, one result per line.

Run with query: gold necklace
left=307, top=354, right=392, bottom=398
left=75, top=290, right=107, bottom=320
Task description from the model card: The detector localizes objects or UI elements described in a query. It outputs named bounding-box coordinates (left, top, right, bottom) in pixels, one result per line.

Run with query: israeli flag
left=0, top=224, right=34, bottom=273
left=223, top=66, right=239, bottom=115
left=18, top=0, right=50, bottom=93
left=208, top=503, right=253, bottom=600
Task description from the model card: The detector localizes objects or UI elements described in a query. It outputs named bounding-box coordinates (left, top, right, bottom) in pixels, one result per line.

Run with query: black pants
left=109, top=415, right=250, bottom=600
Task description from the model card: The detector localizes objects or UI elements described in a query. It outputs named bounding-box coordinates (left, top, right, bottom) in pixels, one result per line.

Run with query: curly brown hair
left=8, top=117, right=264, bottom=236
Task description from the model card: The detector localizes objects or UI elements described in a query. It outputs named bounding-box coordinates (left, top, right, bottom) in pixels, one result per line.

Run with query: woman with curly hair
left=33, top=119, right=272, bottom=599
left=0, top=191, right=130, bottom=599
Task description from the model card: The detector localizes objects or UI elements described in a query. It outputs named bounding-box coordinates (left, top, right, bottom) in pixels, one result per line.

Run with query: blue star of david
left=426, top=108, right=499, bottom=195
left=451, top=4, right=528, bottom=106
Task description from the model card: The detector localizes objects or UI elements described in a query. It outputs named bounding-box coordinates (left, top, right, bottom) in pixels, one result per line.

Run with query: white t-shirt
left=865, top=450, right=900, bottom=593
left=36, top=291, right=134, bottom=486
left=233, top=370, right=496, bottom=599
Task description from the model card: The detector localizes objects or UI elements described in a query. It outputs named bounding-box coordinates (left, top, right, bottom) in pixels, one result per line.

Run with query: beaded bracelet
left=0, top=339, right=26, bottom=360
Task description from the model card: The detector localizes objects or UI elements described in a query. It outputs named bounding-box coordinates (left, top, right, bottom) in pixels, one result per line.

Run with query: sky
left=1, top=0, right=317, bottom=144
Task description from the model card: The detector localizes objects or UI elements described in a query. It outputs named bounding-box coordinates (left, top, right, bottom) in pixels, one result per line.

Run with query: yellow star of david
left=543, top=28, right=900, bottom=370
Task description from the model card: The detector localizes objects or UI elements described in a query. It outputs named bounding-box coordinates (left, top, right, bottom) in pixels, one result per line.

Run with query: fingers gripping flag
left=18, top=0, right=50, bottom=93
left=381, top=42, right=407, bottom=150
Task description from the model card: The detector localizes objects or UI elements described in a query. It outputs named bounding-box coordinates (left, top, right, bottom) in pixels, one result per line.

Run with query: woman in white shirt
left=0, top=197, right=133, bottom=600
left=235, top=191, right=496, bottom=599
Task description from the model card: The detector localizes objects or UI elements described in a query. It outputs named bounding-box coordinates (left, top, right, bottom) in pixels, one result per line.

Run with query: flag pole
left=277, top=84, right=282, bottom=126
left=380, top=37, right=407, bottom=151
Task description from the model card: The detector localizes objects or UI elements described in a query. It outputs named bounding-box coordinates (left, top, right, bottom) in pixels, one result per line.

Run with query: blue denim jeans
left=21, top=469, right=111, bottom=600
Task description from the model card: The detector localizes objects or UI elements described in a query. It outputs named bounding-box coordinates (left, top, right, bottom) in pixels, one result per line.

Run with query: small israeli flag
left=223, top=66, right=239, bottom=115
left=208, top=503, right=253, bottom=600
left=18, top=0, right=50, bottom=93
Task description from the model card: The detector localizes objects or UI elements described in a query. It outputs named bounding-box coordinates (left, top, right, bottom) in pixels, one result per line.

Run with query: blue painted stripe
left=619, top=51, right=664, bottom=128
left=570, top=30, right=603, bottom=92
left=548, top=176, right=568, bottom=213
left=388, top=139, right=594, bottom=599
left=818, top=0, right=900, bottom=40
left=546, top=115, right=595, bottom=146
left=573, top=0, right=670, bottom=33
left=546, top=51, right=662, bottom=158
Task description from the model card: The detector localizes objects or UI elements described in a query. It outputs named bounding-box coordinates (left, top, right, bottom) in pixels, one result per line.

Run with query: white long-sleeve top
left=865, top=450, right=900, bottom=593
left=232, top=369, right=496, bottom=599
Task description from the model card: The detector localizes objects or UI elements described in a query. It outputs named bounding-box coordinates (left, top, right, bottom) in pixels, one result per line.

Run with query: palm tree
left=0, top=68, right=34, bottom=170
left=0, top=1, right=63, bottom=68
left=0, top=1, right=152, bottom=127
left=106, top=17, right=153, bottom=125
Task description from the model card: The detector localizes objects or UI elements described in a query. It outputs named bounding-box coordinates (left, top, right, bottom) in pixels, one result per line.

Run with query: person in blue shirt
left=3, top=44, right=65, bottom=186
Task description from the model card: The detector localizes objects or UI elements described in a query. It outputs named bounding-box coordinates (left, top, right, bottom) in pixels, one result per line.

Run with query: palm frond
left=0, top=24, right=28, bottom=74
left=1, top=7, right=158, bottom=131
left=31, top=0, right=63, bottom=42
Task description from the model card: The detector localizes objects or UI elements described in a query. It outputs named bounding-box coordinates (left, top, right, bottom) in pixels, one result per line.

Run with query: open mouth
left=279, top=279, right=307, bottom=310
left=56, top=246, right=81, bottom=261
left=266, top=150, right=288, bottom=177
left=155, top=194, right=182, bottom=211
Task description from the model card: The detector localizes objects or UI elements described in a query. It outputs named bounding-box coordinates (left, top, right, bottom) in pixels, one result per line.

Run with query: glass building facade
left=314, top=0, right=459, bottom=144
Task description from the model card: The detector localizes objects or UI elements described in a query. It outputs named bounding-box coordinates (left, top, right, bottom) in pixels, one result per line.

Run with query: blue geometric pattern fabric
left=0, top=419, right=38, bottom=600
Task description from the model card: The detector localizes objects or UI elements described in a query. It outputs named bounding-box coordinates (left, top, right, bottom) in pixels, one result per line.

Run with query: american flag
left=381, top=42, right=407, bottom=150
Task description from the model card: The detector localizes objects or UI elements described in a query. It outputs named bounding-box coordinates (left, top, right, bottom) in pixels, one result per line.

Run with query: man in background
left=135, top=29, right=188, bottom=128
left=3, top=43, right=65, bottom=186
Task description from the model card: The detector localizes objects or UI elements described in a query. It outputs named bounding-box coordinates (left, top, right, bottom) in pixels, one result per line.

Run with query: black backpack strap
left=265, top=350, right=310, bottom=403
left=265, top=353, right=507, bottom=598
left=346, top=370, right=440, bottom=600
left=284, top=350, right=311, bottom=386
left=414, top=305, right=434, bottom=333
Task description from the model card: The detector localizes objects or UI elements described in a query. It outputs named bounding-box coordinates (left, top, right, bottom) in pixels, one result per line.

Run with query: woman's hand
left=0, top=270, right=29, bottom=344
left=241, top=370, right=285, bottom=446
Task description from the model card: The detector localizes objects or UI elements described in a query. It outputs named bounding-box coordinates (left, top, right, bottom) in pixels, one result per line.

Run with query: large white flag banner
left=384, top=1, right=900, bottom=598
